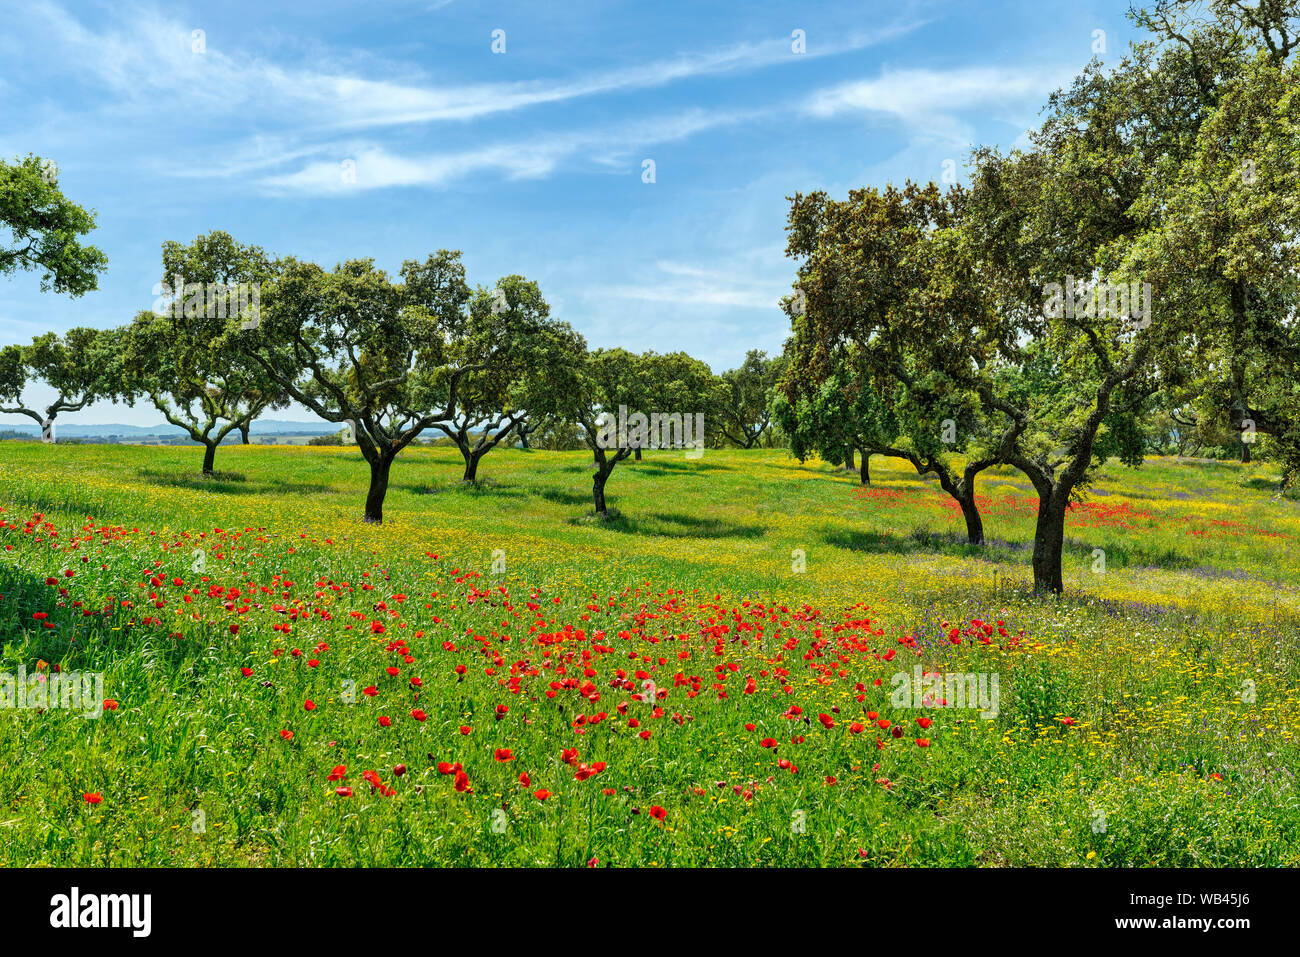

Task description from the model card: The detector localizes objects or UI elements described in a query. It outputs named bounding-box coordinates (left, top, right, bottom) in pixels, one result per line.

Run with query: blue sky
left=1, top=0, right=1140, bottom=426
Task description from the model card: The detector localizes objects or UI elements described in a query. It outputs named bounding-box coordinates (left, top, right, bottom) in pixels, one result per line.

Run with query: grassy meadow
left=1, top=442, right=1297, bottom=866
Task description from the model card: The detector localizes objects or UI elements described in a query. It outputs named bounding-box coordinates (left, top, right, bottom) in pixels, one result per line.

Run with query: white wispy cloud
left=256, top=108, right=755, bottom=194
left=590, top=257, right=791, bottom=311
left=804, top=65, right=1073, bottom=145
left=23, top=0, right=925, bottom=132
left=807, top=66, right=1068, bottom=119
left=7, top=0, right=931, bottom=191
left=252, top=61, right=1072, bottom=196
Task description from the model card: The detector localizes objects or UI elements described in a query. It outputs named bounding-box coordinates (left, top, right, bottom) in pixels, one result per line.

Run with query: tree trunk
left=593, top=466, right=611, bottom=515
left=202, top=441, right=217, bottom=475
left=634, top=446, right=642, bottom=461
left=365, top=455, right=393, bottom=524
left=239, top=423, right=250, bottom=445
left=929, top=458, right=988, bottom=547
left=462, top=444, right=480, bottom=482
left=843, top=448, right=855, bottom=471
left=859, top=452, right=870, bottom=485
left=1241, top=440, right=1251, bottom=464
left=1030, top=493, right=1067, bottom=594
left=958, top=492, right=985, bottom=545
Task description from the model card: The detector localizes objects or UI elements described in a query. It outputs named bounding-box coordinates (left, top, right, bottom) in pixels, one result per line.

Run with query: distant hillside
left=0, top=419, right=340, bottom=440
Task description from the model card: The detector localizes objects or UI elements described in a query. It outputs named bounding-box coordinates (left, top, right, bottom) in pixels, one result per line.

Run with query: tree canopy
left=0, top=154, right=108, bottom=297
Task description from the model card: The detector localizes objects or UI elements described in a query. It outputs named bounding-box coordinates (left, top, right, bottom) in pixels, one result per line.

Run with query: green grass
left=1, top=442, right=1297, bottom=866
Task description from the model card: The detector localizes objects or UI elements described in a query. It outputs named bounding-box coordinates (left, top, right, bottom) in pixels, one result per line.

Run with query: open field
left=1, top=443, right=1298, bottom=866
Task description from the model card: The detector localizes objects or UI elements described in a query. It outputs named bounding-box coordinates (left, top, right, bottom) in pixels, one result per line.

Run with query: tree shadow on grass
left=583, top=510, right=766, bottom=539
left=623, top=458, right=729, bottom=475
left=535, top=487, right=591, bottom=507
left=556, top=461, right=600, bottom=474
left=1241, top=476, right=1287, bottom=494
left=1062, top=537, right=1200, bottom=572
left=825, top=526, right=1207, bottom=574
left=406, top=477, right=526, bottom=499
left=824, top=527, right=1031, bottom=559
left=134, top=468, right=334, bottom=497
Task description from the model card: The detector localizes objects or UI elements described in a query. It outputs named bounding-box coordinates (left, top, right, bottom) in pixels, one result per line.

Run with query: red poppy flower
left=648, top=805, right=667, bottom=820
left=534, top=789, right=551, bottom=801
left=303, top=699, right=316, bottom=711
left=83, top=792, right=103, bottom=804
left=494, top=748, right=514, bottom=762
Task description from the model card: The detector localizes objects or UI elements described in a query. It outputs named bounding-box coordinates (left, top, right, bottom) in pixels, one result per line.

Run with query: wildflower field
left=1, top=443, right=1297, bottom=867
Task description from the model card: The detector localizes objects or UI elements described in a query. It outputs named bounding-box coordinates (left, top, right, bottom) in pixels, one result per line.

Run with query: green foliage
left=0, top=327, right=121, bottom=427
left=227, top=248, right=475, bottom=519
left=428, top=275, right=586, bottom=479
left=717, top=349, right=780, bottom=448
left=772, top=344, right=894, bottom=469
left=120, top=233, right=287, bottom=473
left=0, top=154, right=108, bottom=296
